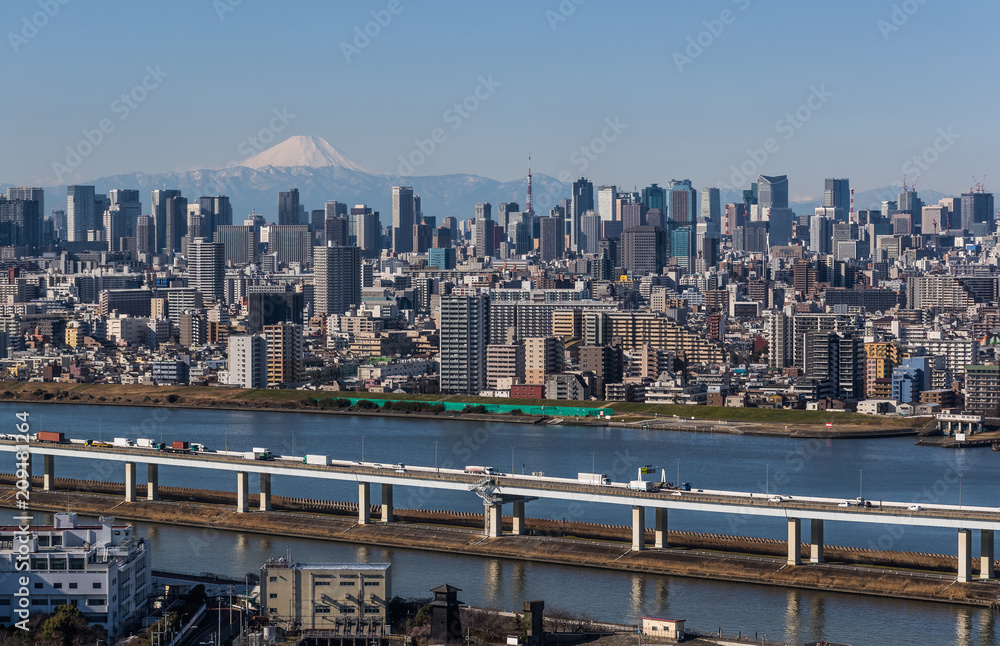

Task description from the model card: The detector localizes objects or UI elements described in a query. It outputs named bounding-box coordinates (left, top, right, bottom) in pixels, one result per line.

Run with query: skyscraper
left=757, top=175, right=789, bottom=211
left=278, top=189, right=300, bottom=226
left=961, top=192, right=994, bottom=233
left=7, top=188, right=44, bottom=246
left=392, top=186, right=415, bottom=254
left=700, top=187, right=721, bottom=222
left=622, top=225, right=667, bottom=276
left=151, top=189, right=181, bottom=253
left=268, top=225, right=311, bottom=267
left=539, top=216, right=561, bottom=261
left=474, top=202, right=493, bottom=257
left=164, top=195, right=188, bottom=254
left=597, top=185, right=618, bottom=222
left=67, top=185, right=96, bottom=242
left=352, top=205, right=381, bottom=258
left=214, top=225, right=259, bottom=266
left=136, top=215, right=154, bottom=255
left=570, top=178, right=594, bottom=252
left=188, top=237, right=225, bottom=302
left=0, top=198, right=41, bottom=249
left=824, top=178, right=850, bottom=219
left=439, top=293, right=490, bottom=394
left=264, top=322, right=304, bottom=386
left=198, top=195, right=233, bottom=238
left=641, top=184, right=667, bottom=214
left=580, top=213, right=601, bottom=254
left=668, top=179, right=697, bottom=226
left=313, top=243, right=361, bottom=316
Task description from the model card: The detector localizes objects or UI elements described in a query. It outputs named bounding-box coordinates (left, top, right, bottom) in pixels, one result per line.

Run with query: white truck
left=578, top=472, right=610, bottom=485
left=305, top=454, right=328, bottom=465
left=245, top=447, right=274, bottom=460
left=136, top=438, right=156, bottom=448
left=628, top=480, right=652, bottom=491
left=112, top=437, right=132, bottom=448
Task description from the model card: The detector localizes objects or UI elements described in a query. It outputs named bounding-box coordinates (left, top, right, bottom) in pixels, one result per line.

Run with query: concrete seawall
left=2, top=478, right=999, bottom=607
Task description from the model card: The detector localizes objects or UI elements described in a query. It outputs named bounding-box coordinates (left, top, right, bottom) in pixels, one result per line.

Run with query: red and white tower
left=525, top=154, right=534, bottom=216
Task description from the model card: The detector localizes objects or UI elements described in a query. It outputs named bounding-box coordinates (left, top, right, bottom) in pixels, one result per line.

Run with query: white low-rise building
left=0, top=513, right=150, bottom=639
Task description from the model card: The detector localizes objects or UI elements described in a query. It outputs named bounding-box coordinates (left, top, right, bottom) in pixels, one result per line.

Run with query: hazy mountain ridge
left=2, top=136, right=963, bottom=222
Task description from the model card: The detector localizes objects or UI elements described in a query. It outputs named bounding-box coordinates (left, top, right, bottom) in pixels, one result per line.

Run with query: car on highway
left=908, top=505, right=923, bottom=511
left=671, top=490, right=683, bottom=496
left=838, top=501, right=851, bottom=507
left=768, top=496, right=783, bottom=502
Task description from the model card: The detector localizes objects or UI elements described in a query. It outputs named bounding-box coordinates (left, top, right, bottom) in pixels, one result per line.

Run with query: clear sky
left=4, top=0, right=998, bottom=200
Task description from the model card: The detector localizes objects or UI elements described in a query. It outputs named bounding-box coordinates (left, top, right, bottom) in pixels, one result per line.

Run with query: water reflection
left=784, top=589, right=801, bottom=637
left=629, top=574, right=645, bottom=619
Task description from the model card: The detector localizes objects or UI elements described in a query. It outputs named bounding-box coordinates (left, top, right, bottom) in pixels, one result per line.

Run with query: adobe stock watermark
left=901, top=127, right=959, bottom=183
left=51, top=65, right=169, bottom=183
left=213, top=0, right=242, bottom=22
left=717, top=84, right=833, bottom=190
left=341, top=0, right=408, bottom=63
left=7, top=0, right=71, bottom=54
left=395, top=75, right=501, bottom=176
left=545, top=0, right=586, bottom=31
left=877, top=0, right=929, bottom=41
left=673, top=0, right=751, bottom=73
left=533, top=117, right=629, bottom=208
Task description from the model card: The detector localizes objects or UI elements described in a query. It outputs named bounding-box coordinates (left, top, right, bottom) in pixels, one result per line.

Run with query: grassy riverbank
left=0, top=382, right=926, bottom=435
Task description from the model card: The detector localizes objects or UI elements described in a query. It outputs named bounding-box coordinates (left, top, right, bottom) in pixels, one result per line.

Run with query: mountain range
left=2, top=136, right=956, bottom=223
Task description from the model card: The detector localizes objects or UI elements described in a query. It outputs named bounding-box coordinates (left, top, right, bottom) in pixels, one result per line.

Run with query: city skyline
left=2, top=1, right=996, bottom=199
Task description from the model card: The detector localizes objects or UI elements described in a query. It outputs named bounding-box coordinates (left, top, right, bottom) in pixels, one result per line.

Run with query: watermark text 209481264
left=12, top=411, right=32, bottom=631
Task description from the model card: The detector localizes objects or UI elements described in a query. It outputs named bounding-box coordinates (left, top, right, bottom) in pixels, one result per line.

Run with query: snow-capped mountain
left=239, top=135, right=373, bottom=174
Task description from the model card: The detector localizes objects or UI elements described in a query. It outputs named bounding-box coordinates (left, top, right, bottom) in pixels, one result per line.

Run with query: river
left=3, top=402, right=999, bottom=645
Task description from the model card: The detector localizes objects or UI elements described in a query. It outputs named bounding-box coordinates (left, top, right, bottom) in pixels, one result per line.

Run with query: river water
left=3, top=402, right=1000, bottom=645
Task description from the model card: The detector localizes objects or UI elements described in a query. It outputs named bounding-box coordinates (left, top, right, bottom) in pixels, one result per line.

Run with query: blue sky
left=4, top=0, right=997, bottom=200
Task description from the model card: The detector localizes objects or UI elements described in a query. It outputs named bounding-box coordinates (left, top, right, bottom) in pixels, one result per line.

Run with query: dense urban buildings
left=0, top=174, right=989, bottom=419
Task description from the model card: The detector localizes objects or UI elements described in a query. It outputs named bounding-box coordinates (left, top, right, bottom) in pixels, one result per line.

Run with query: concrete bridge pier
left=981, top=530, right=995, bottom=580
left=236, top=471, right=249, bottom=513
left=958, top=528, right=972, bottom=582
left=146, top=464, right=158, bottom=500
left=486, top=503, right=502, bottom=537
left=381, top=484, right=393, bottom=523
left=259, top=473, right=271, bottom=511
left=358, top=482, right=371, bottom=524
left=654, top=508, right=668, bottom=548
left=512, top=501, right=525, bottom=535
left=787, top=518, right=801, bottom=565
left=43, top=455, right=54, bottom=491
left=124, top=462, right=137, bottom=502
left=632, top=506, right=645, bottom=551
left=810, top=519, right=824, bottom=563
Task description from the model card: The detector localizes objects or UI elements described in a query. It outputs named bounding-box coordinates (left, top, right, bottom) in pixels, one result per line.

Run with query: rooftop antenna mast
left=849, top=187, right=855, bottom=225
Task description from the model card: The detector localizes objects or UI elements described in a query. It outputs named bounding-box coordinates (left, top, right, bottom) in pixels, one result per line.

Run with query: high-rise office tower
left=268, top=225, right=311, bottom=267
left=163, top=195, right=188, bottom=254
left=108, top=189, right=141, bottom=236
left=597, top=185, right=618, bottom=222
left=622, top=225, right=668, bottom=276
left=151, top=189, right=181, bottom=253
left=824, top=179, right=850, bottom=219
left=809, top=215, right=833, bottom=255
left=641, top=184, right=667, bottom=214
left=668, top=179, right=697, bottom=226
left=278, top=189, right=300, bottom=226
left=214, top=225, right=259, bottom=266
left=939, top=198, right=961, bottom=231
left=351, top=205, right=381, bottom=258
left=198, top=195, right=232, bottom=239
left=497, top=202, right=520, bottom=237
left=226, top=335, right=267, bottom=389
left=898, top=189, right=922, bottom=234
left=758, top=175, right=789, bottom=211
left=570, top=178, right=594, bottom=252
left=103, top=206, right=126, bottom=251
left=474, top=202, right=493, bottom=257
left=961, top=192, right=994, bottom=233
left=539, top=216, right=561, bottom=261
left=670, top=226, right=693, bottom=274
left=324, top=217, right=348, bottom=247
left=7, top=188, right=44, bottom=221
left=67, top=185, right=96, bottom=242
left=621, top=202, right=648, bottom=230
left=700, top=187, right=721, bottom=222
left=439, top=293, right=490, bottom=394
left=313, top=243, right=361, bottom=316
left=136, top=215, right=155, bottom=255
left=580, top=212, right=601, bottom=254
left=392, top=186, right=415, bottom=254
left=0, top=198, right=41, bottom=248
left=188, top=237, right=225, bottom=302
